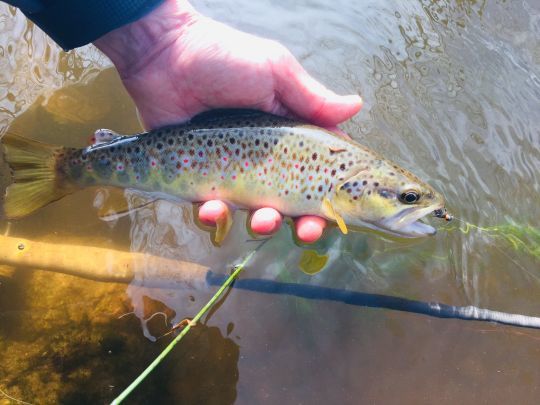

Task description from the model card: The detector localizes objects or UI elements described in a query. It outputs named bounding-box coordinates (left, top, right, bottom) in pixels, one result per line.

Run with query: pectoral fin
left=322, top=198, right=348, bottom=235
left=214, top=209, right=233, bottom=246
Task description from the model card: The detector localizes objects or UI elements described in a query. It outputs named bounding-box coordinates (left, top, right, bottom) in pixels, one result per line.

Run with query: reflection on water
left=1, top=0, right=539, bottom=403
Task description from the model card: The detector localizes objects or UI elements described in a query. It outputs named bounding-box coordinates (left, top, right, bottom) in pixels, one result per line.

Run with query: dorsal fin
left=189, top=109, right=297, bottom=127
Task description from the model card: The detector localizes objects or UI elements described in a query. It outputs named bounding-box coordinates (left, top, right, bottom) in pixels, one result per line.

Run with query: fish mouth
left=374, top=204, right=445, bottom=238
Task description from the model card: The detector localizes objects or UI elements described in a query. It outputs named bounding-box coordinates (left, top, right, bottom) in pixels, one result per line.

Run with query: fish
left=1, top=109, right=450, bottom=241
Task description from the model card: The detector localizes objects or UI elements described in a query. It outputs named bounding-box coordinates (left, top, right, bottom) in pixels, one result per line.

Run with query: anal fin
left=95, top=189, right=157, bottom=221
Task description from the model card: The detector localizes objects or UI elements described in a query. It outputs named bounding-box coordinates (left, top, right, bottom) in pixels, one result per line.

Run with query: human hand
left=94, top=0, right=362, bottom=243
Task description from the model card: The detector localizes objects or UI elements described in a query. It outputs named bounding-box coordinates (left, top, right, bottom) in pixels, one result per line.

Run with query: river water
left=0, top=0, right=539, bottom=403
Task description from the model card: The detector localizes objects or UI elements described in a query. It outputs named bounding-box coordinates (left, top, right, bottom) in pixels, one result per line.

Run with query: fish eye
left=400, top=190, right=420, bottom=204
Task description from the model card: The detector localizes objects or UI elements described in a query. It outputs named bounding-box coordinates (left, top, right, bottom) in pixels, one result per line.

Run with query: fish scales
left=63, top=111, right=381, bottom=217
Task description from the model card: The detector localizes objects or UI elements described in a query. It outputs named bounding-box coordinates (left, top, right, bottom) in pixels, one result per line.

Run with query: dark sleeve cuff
left=20, top=0, right=165, bottom=50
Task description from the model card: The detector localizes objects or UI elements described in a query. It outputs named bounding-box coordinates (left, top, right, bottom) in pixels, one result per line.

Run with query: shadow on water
left=0, top=265, right=240, bottom=404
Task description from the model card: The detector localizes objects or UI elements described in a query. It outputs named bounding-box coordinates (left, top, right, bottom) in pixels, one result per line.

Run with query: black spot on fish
left=264, top=142, right=269, bottom=148
left=318, top=185, right=323, bottom=192
left=157, top=143, right=163, bottom=150
left=299, top=141, right=304, bottom=147
left=167, top=138, right=174, bottom=146
left=374, top=182, right=379, bottom=187
left=362, top=180, right=368, bottom=185
left=331, top=169, right=336, bottom=176
left=340, top=163, right=346, bottom=171
left=207, top=139, right=213, bottom=147
left=255, top=139, right=260, bottom=146
left=353, top=181, right=358, bottom=187
left=273, top=139, right=278, bottom=145
left=146, top=139, right=152, bottom=146
left=230, top=138, right=236, bottom=144
left=135, top=147, right=140, bottom=153
left=188, top=133, right=193, bottom=141
left=312, top=153, right=317, bottom=161
left=306, top=194, right=311, bottom=200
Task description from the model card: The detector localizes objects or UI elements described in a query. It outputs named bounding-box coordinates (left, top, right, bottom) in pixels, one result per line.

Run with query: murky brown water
left=1, top=0, right=539, bottom=404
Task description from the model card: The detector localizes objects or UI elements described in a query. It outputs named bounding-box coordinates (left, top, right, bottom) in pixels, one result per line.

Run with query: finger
left=198, top=200, right=229, bottom=226
left=250, top=207, right=283, bottom=235
left=325, top=125, right=351, bottom=140
left=295, top=216, right=327, bottom=243
left=274, top=57, right=362, bottom=127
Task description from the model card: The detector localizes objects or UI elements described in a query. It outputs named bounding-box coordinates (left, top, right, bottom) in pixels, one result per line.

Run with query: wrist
left=93, top=0, right=198, bottom=76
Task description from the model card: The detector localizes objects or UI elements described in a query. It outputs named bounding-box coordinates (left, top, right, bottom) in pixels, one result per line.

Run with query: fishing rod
left=3, top=234, right=540, bottom=329
left=206, top=271, right=540, bottom=329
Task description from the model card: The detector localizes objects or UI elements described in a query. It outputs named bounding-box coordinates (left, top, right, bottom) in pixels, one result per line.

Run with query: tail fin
left=2, top=133, right=72, bottom=219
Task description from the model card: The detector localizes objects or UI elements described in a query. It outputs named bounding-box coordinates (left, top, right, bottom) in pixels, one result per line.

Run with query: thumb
left=274, top=59, right=362, bottom=126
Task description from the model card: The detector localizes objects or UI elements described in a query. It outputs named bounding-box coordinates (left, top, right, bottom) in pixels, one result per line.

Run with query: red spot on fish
left=151, top=161, right=156, bottom=167
left=245, top=161, right=249, bottom=167
left=258, top=172, right=262, bottom=177
left=268, top=158, right=273, bottom=163
left=267, top=182, right=272, bottom=186
left=308, top=175, right=313, bottom=181
left=221, top=175, right=224, bottom=180
left=232, top=175, right=237, bottom=180
left=203, top=172, right=207, bottom=176
left=223, top=157, right=228, bottom=162
left=324, top=168, right=328, bottom=173
left=294, top=164, right=299, bottom=169
left=183, top=159, right=189, bottom=163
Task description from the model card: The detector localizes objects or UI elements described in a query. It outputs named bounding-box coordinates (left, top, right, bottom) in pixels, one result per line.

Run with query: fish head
left=332, top=162, right=446, bottom=238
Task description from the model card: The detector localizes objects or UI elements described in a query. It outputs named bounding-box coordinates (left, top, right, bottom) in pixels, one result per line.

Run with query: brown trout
left=2, top=109, right=450, bottom=240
